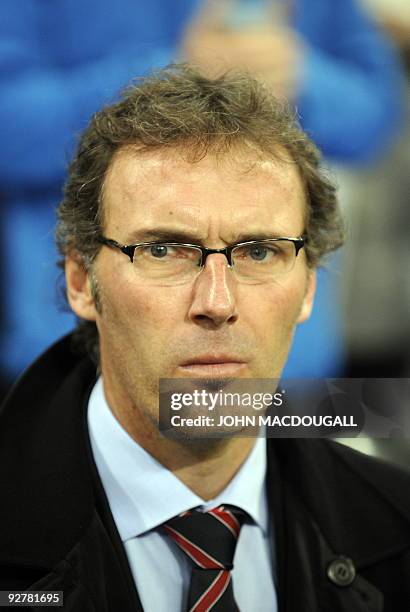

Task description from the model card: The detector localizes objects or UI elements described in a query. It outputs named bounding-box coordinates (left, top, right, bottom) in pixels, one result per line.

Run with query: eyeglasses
left=97, top=235, right=306, bottom=285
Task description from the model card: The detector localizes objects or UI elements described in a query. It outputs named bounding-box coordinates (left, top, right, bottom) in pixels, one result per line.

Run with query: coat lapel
left=27, top=513, right=144, bottom=612
left=0, top=336, right=144, bottom=611
left=279, top=483, right=384, bottom=612
left=266, top=438, right=410, bottom=612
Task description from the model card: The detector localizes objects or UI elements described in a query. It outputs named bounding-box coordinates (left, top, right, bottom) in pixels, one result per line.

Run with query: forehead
left=102, top=146, right=306, bottom=241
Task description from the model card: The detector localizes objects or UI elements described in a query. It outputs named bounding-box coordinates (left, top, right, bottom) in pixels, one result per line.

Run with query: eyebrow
left=124, top=228, right=296, bottom=245
left=125, top=228, right=204, bottom=245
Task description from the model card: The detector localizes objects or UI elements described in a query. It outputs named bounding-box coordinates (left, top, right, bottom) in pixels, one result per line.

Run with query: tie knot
left=163, top=506, right=246, bottom=570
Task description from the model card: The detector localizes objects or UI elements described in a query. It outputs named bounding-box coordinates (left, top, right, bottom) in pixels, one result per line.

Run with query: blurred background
left=0, top=0, right=408, bottom=468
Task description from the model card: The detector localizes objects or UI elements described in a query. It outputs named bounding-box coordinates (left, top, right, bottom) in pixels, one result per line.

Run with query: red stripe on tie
left=209, top=508, right=240, bottom=537
left=164, top=526, right=224, bottom=569
left=189, top=569, right=231, bottom=612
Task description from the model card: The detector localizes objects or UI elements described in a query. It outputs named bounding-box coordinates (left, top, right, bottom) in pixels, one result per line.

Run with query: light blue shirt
left=88, top=378, right=277, bottom=611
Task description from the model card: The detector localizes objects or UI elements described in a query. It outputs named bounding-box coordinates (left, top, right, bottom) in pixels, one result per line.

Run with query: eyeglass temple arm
left=97, top=236, right=136, bottom=260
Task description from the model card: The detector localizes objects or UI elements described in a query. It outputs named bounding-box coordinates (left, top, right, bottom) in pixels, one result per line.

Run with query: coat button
left=327, top=556, right=356, bottom=586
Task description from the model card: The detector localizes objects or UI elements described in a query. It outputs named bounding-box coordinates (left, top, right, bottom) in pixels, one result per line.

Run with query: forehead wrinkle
left=107, top=142, right=299, bottom=194
left=101, top=152, right=167, bottom=232
left=101, top=146, right=307, bottom=240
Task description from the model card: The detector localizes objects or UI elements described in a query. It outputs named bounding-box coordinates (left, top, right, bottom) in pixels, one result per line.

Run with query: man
left=0, top=65, right=408, bottom=611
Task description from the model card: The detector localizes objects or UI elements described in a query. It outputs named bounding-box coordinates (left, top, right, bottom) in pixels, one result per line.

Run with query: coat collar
left=268, top=437, right=410, bottom=568
left=0, top=335, right=96, bottom=570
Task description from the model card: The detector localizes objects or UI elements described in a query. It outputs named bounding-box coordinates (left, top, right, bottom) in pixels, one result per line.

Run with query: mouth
left=178, top=355, right=247, bottom=377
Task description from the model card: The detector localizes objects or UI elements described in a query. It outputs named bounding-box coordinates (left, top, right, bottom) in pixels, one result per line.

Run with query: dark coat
left=0, top=336, right=409, bottom=611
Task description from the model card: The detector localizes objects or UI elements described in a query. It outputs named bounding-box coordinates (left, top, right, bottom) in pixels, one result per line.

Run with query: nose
left=187, top=253, right=239, bottom=328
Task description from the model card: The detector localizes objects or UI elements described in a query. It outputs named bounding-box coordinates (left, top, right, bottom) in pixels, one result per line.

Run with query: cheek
left=99, top=276, right=187, bottom=351
left=128, top=285, right=189, bottom=327
left=240, top=283, right=305, bottom=377
left=241, top=280, right=305, bottom=333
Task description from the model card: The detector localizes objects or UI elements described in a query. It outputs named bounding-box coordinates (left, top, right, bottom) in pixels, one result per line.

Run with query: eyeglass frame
left=96, top=235, right=306, bottom=268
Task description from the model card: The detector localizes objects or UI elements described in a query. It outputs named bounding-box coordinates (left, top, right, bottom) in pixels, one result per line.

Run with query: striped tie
left=163, top=505, right=246, bottom=612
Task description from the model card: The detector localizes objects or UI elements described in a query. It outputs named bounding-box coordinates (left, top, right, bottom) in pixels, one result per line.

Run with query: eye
left=249, top=245, right=270, bottom=261
left=150, top=244, right=169, bottom=258
left=234, top=242, right=283, bottom=264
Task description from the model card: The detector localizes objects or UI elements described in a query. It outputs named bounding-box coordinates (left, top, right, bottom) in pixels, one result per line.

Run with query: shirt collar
left=88, top=377, right=268, bottom=541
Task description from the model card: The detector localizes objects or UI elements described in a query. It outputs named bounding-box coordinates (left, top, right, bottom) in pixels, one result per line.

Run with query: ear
left=65, top=255, right=98, bottom=321
left=297, top=270, right=316, bottom=324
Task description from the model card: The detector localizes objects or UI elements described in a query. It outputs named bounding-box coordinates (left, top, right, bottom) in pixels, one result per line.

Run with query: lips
left=180, top=355, right=245, bottom=366
left=178, top=355, right=247, bottom=377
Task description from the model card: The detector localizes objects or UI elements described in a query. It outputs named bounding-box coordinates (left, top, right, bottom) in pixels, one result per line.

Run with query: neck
left=151, top=436, right=256, bottom=500
left=105, top=383, right=256, bottom=500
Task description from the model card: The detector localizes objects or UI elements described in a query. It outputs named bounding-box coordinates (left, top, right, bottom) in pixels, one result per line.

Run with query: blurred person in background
left=0, top=0, right=201, bottom=397
left=342, top=0, right=410, bottom=379
left=181, top=0, right=405, bottom=380
left=340, top=0, right=410, bottom=469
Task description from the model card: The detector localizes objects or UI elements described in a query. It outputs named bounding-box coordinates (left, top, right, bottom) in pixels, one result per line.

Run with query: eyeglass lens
left=130, top=240, right=298, bottom=285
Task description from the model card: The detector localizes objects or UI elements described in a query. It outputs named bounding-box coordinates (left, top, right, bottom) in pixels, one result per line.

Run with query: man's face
left=67, top=146, right=315, bottom=427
